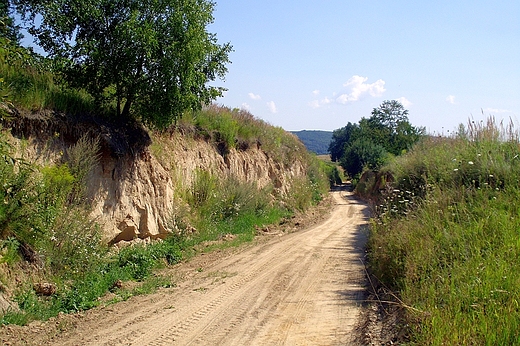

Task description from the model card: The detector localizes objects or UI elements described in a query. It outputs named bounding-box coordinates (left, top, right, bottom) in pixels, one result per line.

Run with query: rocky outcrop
left=4, top=113, right=307, bottom=243
left=90, top=133, right=305, bottom=242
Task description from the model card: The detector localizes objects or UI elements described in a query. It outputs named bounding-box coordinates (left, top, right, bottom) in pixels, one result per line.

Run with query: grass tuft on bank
left=367, top=118, right=520, bottom=345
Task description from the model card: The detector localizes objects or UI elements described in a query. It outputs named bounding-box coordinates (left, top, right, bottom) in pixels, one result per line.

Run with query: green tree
left=328, top=122, right=358, bottom=162
left=363, top=100, right=424, bottom=155
left=340, top=138, right=387, bottom=178
left=15, top=0, right=232, bottom=128
left=0, top=0, right=21, bottom=43
left=331, top=100, right=423, bottom=177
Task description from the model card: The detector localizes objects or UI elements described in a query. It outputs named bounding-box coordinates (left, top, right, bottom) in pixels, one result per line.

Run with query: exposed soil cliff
left=4, top=113, right=307, bottom=243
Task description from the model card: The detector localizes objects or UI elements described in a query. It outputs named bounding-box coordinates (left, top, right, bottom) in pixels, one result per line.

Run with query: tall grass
left=0, top=110, right=329, bottom=327
left=0, top=41, right=97, bottom=115
left=368, top=118, right=520, bottom=344
left=0, top=42, right=331, bottom=326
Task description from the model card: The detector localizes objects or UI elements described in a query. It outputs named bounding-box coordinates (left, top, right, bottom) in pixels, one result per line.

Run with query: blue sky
left=209, top=0, right=520, bottom=134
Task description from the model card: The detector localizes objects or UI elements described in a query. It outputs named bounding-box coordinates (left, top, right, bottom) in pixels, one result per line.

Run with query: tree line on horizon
left=328, top=100, right=425, bottom=178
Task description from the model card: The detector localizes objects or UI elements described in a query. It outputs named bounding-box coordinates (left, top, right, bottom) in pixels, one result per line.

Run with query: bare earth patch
left=1, top=189, right=396, bottom=345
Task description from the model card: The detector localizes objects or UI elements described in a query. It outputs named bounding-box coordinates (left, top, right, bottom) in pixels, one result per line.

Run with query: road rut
left=7, top=189, right=370, bottom=345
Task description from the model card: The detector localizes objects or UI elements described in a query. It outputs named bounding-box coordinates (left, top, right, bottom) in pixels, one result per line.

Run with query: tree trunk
left=121, top=96, right=133, bottom=118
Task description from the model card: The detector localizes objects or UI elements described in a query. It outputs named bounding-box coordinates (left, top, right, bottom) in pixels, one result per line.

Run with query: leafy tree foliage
left=340, top=138, right=387, bottom=177
left=15, top=0, right=232, bottom=128
left=328, top=122, right=358, bottom=162
left=0, top=0, right=21, bottom=43
left=363, top=100, right=423, bottom=155
left=330, top=100, right=424, bottom=177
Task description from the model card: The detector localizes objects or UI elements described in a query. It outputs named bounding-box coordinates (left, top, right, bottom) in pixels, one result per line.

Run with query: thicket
left=367, top=118, right=520, bottom=344
left=12, top=0, right=231, bottom=128
left=0, top=38, right=329, bottom=326
left=329, top=100, right=424, bottom=179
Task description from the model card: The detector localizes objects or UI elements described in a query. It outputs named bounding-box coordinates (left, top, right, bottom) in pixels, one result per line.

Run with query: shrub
left=341, top=138, right=388, bottom=178
left=368, top=117, right=520, bottom=344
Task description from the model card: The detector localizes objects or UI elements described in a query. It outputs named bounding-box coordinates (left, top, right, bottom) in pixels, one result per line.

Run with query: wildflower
left=454, top=168, right=459, bottom=172
left=468, top=161, right=474, bottom=165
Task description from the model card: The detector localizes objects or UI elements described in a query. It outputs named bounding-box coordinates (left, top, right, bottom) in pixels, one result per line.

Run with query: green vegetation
left=1, top=0, right=21, bottom=44
left=12, top=0, right=231, bottom=128
left=329, top=100, right=424, bottom=179
left=0, top=47, right=328, bottom=326
left=366, top=118, right=520, bottom=344
left=0, top=31, right=97, bottom=116
left=0, top=108, right=328, bottom=325
left=0, top=1, right=328, bottom=327
left=291, top=130, right=333, bottom=155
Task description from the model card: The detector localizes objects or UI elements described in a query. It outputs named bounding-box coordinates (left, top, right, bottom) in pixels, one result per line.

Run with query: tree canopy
left=329, top=100, right=424, bottom=177
left=328, top=122, right=358, bottom=162
left=14, top=0, right=232, bottom=128
left=1, top=0, right=21, bottom=43
left=364, top=100, right=423, bottom=155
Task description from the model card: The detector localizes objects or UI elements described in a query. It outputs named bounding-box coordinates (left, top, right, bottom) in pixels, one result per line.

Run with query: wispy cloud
left=446, top=95, right=456, bottom=104
left=241, top=103, right=251, bottom=111
left=248, top=92, right=261, bottom=100
left=309, top=97, right=332, bottom=109
left=483, top=107, right=512, bottom=114
left=336, top=75, right=386, bottom=104
left=397, top=97, right=412, bottom=108
left=310, top=75, right=386, bottom=109
left=267, top=101, right=278, bottom=114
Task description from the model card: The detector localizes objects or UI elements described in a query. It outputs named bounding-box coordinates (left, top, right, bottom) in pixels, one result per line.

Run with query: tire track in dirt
left=17, top=189, right=370, bottom=346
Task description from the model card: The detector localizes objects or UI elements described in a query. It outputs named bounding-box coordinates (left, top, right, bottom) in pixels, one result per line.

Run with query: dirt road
left=6, top=189, right=371, bottom=345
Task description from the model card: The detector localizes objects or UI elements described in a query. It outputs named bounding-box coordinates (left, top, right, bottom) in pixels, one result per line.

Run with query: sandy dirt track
left=4, top=189, right=371, bottom=345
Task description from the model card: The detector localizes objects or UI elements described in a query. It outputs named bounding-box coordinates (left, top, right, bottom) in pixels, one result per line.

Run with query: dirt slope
left=2, top=190, right=370, bottom=345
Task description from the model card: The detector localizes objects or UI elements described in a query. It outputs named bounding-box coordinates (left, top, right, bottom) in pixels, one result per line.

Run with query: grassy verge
left=0, top=40, right=330, bottom=327
left=0, top=39, right=97, bottom=116
left=0, top=129, right=306, bottom=325
left=367, top=118, right=520, bottom=344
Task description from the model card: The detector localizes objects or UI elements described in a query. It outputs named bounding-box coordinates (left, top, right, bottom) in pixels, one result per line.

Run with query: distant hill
left=291, top=130, right=333, bottom=155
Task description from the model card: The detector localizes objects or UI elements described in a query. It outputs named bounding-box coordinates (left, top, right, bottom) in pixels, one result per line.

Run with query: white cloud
left=248, top=92, right=261, bottom=100
left=483, top=107, right=512, bottom=114
left=336, top=75, right=386, bottom=104
left=397, top=97, right=412, bottom=108
left=267, top=101, right=278, bottom=113
left=241, top=103, right=251, bottom=111
left=309, top=75, right=386, bottom=109
left=308, top=97, right=332, bottom=109
left=446, top=95, right=456, bottom=104
left=309, top=100, right=321, bottom=109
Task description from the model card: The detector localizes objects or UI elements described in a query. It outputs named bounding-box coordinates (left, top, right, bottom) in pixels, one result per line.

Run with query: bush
left=368, top=118, right=520, bottom=344
left=341, top=138, right=388, bottom=178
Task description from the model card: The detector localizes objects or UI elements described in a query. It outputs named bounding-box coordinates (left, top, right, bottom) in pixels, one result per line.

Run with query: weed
left=367, top=117, right=520, bottom=344
left=0, top=52, right=330, bottom=326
